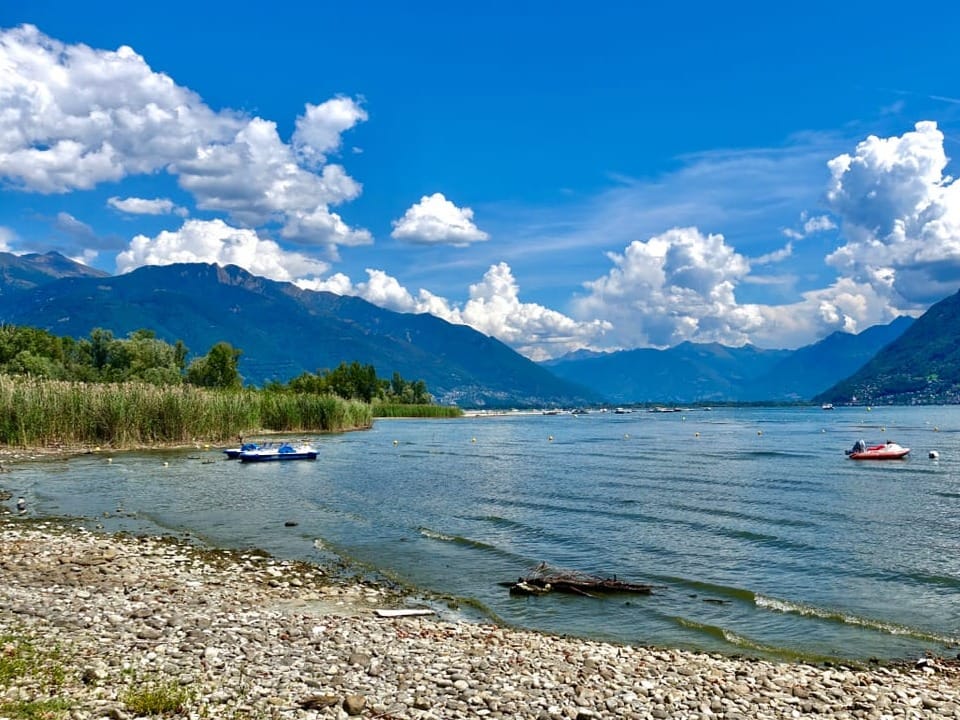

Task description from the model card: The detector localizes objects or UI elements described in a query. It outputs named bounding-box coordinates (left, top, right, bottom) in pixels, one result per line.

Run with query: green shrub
left=122, top=680, right=193, bottom=716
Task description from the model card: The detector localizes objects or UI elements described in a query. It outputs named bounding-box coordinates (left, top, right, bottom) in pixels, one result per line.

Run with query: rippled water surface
left=11, top=406, right=960, bottom=661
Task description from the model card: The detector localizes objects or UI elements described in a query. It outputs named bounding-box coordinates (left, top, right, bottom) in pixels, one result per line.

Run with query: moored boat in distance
left=845, top=440, right=910, bottom=460
left=239, top=442, right=318, bottom=462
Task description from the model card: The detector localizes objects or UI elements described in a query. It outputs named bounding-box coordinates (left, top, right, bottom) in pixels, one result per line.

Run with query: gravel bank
left=0, top=519, right=958, bottom=719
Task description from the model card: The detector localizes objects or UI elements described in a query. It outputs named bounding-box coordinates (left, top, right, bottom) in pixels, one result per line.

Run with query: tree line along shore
left=0, top=325, right=460, bottom=450
left=0, top=375, right=460, bottom=451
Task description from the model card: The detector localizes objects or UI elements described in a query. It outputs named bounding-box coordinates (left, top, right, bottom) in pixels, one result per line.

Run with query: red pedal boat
left=845, top=440, right=910, bottom=460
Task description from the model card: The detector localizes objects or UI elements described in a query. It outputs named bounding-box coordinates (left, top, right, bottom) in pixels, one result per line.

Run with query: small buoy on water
left=929, top=450, right=940, bottom=459
left=471, top=437, right=476, bottom=443
left=163, top=461, right=169, bottom=467
left=16, top=497, right=26, bottom=514
left=757, top=430, right=763, bottom=436
left=393, top=439, right=399, bottom=446
left=934, top=426, right=940, bottom=432
left=548, top=435, right=554, bottom=442
left=694, top=432, right=700, bottom=438
left=107, top=457, right=113, bottom=463
left=624, top=433, right=630, bottom=439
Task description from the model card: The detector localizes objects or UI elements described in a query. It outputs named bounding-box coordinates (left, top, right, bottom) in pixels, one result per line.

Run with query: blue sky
left=4, top=1, right=960, bottom=359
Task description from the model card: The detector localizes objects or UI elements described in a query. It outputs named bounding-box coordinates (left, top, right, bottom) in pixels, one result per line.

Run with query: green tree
left=88, top=328, right=114, bottom=372
left=7, top=350, right=62, bottom=378
left=288, top=371, right=329, bottom=394
left=411, top=379, right=431, bottom=404
left=173, top=340, right=189, bottom=371
left=186, top=342, right=242, bottom=389
left=124, top=332, right=181, bottom=384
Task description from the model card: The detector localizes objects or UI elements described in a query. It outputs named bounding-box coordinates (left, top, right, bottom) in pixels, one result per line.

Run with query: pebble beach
left=1, top=519, right=958, bottom=719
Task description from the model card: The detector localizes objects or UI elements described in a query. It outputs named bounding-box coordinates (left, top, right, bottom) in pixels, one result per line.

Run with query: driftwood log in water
left=507, top=562, right=657, bottom=598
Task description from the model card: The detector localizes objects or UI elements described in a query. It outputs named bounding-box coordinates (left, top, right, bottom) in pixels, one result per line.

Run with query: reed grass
left=373, top=403, right=463, bottom=418
left=0, top=376, right=373, bottom=448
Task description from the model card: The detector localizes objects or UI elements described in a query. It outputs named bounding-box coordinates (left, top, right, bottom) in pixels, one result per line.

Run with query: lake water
left=8, top=406, right=960, bottom=662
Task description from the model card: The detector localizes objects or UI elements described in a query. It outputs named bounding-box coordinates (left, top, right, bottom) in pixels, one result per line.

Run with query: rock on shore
left=1, top=520, right=958, bottom=719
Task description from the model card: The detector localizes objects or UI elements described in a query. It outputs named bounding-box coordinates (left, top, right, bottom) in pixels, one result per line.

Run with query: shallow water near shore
left=7, top=406, right=960, bottom=662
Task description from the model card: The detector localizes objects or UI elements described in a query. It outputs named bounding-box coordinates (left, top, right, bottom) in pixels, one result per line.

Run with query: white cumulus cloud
left=573, top=227, right=759, bottom=348
left=0, top=25, right=370, bottom=254
left=752, top=241, right=794, bottom=265
left=782, top=213, right=837, bottom=240
left=825, top=120, right=960, bottom=305
left=0, top=24, right=238, bottom=193
left=803, top=214, right=837, bottom=235
left=298, top=263, right=610, bottom=360
left=293, top=97, right=368, bottom=167
left=116, top=218, right=330, bottom=282
left=54, top=212, right=96, bottom=241
left=391, top=193, right=490, bottom=246
left=748, top=277, right=904, bottom=348
left=108, top=196, right=187, bottom=216
left=0, top=227, right=15, bottom=252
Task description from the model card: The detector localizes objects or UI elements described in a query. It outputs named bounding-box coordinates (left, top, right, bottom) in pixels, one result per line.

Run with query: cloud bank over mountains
left=3, top=26, right=960, bottom=360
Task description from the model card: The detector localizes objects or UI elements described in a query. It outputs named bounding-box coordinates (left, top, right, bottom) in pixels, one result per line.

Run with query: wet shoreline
left=1, top=518, right=958, bottom=718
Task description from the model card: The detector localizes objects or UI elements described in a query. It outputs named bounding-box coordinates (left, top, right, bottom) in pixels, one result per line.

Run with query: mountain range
left=0, top=251, right=951, bottom=406
left=814, top=289, right=960, bottom=405
left=542, top=316, right=914, bottom=404
left=0, top=253, right=595, bottom=408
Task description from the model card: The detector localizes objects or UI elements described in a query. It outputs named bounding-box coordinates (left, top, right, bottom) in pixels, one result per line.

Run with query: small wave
left=893, top=569, right=960, bottom=591
left=714, top=528, right=817, bottom=553
left=733, top=450, right=805, bottom=459
left=673, top=616, right=847, bottom=663
left=675, top=616, right=728, bottom=641
left=654, top=576, right=756, bottom=602
left=416, top=526, right=521, bottom=563
left=755, top=594, right=960, bottom=645
left=418, top=527, right=457, bottom=542
left=475, top=515, right=526, bottom=529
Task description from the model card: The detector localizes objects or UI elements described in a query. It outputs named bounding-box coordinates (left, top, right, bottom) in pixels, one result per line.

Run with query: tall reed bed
left=0, top=377, right=373, bottom=448
left=373, top=403, right=463, bottom=418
